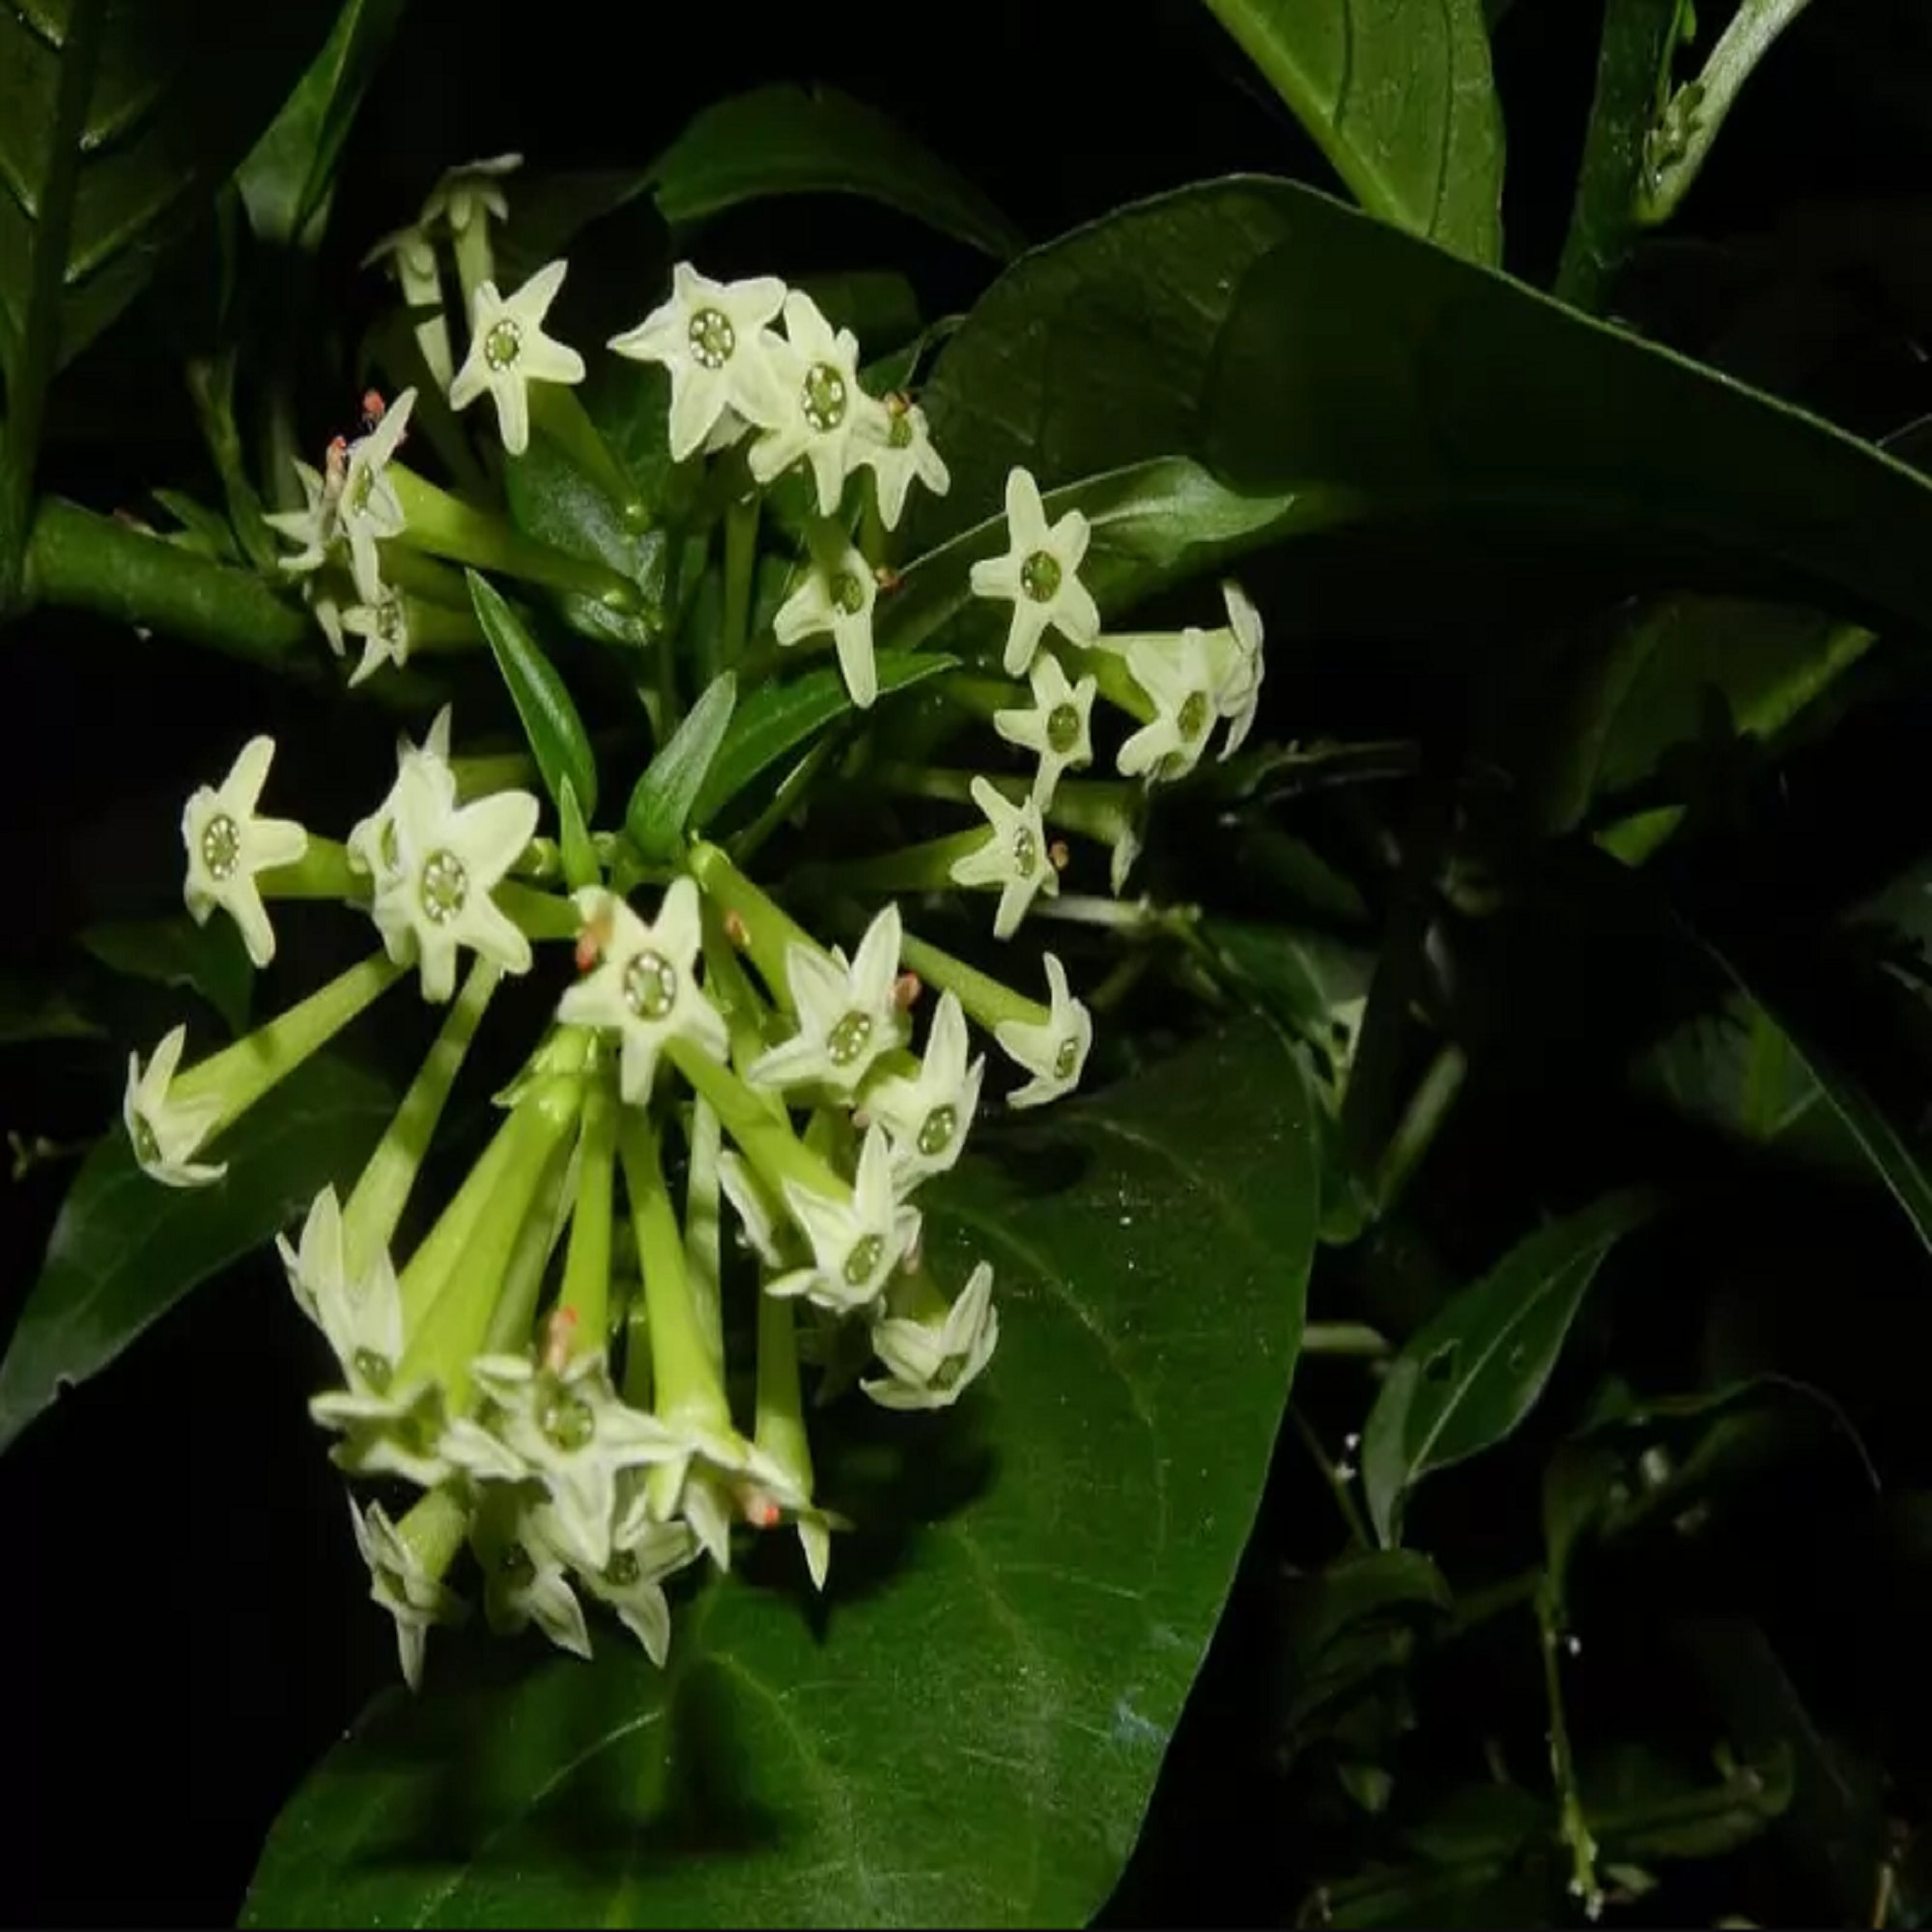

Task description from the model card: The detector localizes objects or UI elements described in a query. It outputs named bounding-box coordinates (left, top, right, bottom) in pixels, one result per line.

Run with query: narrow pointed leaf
left=468, top=569, right=599, bottom=821
left=626, top=670, right=736, bottom=862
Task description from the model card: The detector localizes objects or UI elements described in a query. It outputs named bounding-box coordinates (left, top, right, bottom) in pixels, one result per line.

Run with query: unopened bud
left=893, top=971, right=923, bottom=1011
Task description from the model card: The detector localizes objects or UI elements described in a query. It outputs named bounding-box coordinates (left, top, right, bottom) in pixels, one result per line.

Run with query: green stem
left=497, top=880, right=582, bottom=941
left=451, top=217, right=494, bottom=319
left=388, top=466, right=639, bottom=611
left=557, top=1073, right=618, bottom=1354
left=261, top=836, right=363, bottom=902
left=721, top=494, right=759, bottom=666
left=478, top=1124, right=579, bottom=1365
left=1301, top=1321, right=1393, bottom=1358
left=875, top=762, right=1138, bottom=847
left=342, top=956, right=500, bottom=1279
left=809, top=828, right=989, bottom=898
left=382, top=544, right=474, bottom=609
left=529, top=385, right=646, bottom=527
left=173, top=952, right=403, bottom=1131
left=617, top=1112, right=731, bottom=1432
left=0, top=0, right=104, bottom=618
left=397, top=1482, right=471, bottom=1579
left=688, top=839, right=822, bottom=1011
left=701, top=914, right=782, bottom=1070
left=896, top=927, right=1045, bottom=1035
left=1634, top=0, right=1817, bottom=225
left=936, top=671, right=1026, bottom=720
left=1065, top=640, right=1155, bottom=724
left=754, top=1289, right=812, bottom=1490
left=683, top=1094, right=726, bottom=1384
left=394, top=1102, right=533, bottom=1328
left=1374, top=1043, right=1468, bottom=1215
left=1536, top=1578, right=1603, bottom=1915
left=666, top=1037, right=844, bottom=1207
left=1290, top=1406, right=1371, bottom=1548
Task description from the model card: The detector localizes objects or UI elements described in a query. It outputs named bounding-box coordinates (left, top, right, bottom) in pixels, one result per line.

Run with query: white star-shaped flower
left=449, top=260, right=587, bottom=458
left=265, top=459, right=336, bottom=575
left=851, top=395, right=951, bottom=530
left=747, top=289, right=889, bottom=516
left=346, top=705, right=457, bottom=884
left=993, top=652, right=1096, bottom=810
left=607, top=263, right=790, bottom=462
left=361, top=757, right=540, bottom=1003
left=949, top=776, right=1058, bottom=941
left=340, top=586, right=414, bottom=687
left=339, top=388, right=416, bottom=602
left=557, top=881, right=727, bottom=1104
left=470, top=1485, right=592, bottom=1660
left=774, top=540, right=878, bottom=709
left=1209, top=579, right=1265, bottom=757
left=771, top=1125, right=921, bottom=1317
left=745, top=902, right=906, bottom=1094
left=363, top=223, right=453, bottom=390
left=1117, top=629, right=1222, bottom=786
left=351, top=1496, right=462, bottom=1692
left=420, top=153, right=522, bottom=236
left=969, top=467, right=1101, bottom=677
left=556, top=1493, right=699, bottom=1666
left=863, top=1262, right=1000, bottom=1411
left=181, top=734, right=308, bottom=969
left=861, top=990, right=985, bottom=1191
left=995, top=952, right=1094, bottom=1110
left=631, top=1421, right=777, bottom=1574
left=444, top=1350, right=681, bottom=1569
left=124, top=1025, right=224, bottom=1187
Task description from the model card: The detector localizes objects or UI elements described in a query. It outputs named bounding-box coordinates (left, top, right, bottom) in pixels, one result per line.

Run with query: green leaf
left=236, top=0, right=409, bottom=249
left=242, top=1017, right=1321, bottom=1929
left=468, top=570, right=599, bottom=822
left=1361, top=1190, right=1655, bottom=1545
left=909, top=178, right=1932, bottom=639
left=693, top=651, right=958, bottom=827
left=1584, top=1741, right=1795, bottom=1863
left=1554, top=0, right=1683, bottom=309
left=625, top=670, right=736, bottom=863
left=0, top=968, right=103, bottom=1046
left=647, top=83, right=1025, bottom=262
left=883, top=457, right=1304, bottom=660
left=1199, top=0, right=1503, bottom=262
left=555, top=777, right=599, bottom=894
left=0, top=0, right=332, bottom=381
left=79, top=915, right=253, bottom=1038
left=1695, top=935, right=1932, bottom=1260
left=0, top=1052, right=394, bottom=1454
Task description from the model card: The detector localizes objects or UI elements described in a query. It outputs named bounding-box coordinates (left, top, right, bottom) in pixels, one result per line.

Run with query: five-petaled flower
left=341, top=587, right=415, bottom=688
left=449, top=260, right=587, bottom=458
left=862, top=989, right=984, bottom=1190
left=124, top=1024, right=225, bottom=1188
left=864, top=1262, right=1000, bottom=1411
left=352, top=1497, right=462, bottom=1692
left=182, top=734, right=308, bottom=968
left=1117, top=628, right=1223, bottom=786
left=608, top=264, right=789, bottom=462
left=338, top=388, right=417, bottom=602
left=853, top=395, right=951, bottom=530
left=772, top=1125, right=922, bottom=1316
left=747, top=902, right=907, bottom=1094
left=557, top=881, right=728, bottom=1104
left=993, top=651, right=1097, bottom=810
left=775, top=537, right=879, bottom=709
left=994, top=952, right=1094, bottom=1110
left=969, top=467, right=1101, bottom=677
left=749, top=290, right=887, bottom=516
left=949, top=776, right=1059, bottom=941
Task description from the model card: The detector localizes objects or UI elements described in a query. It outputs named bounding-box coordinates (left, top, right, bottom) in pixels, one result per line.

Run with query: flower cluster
left=127, top=707, right=1094, bottom=1688
left=182, top=163, right=1273, bottom=1686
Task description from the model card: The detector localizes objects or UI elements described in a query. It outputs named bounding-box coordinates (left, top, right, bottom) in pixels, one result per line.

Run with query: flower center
left=375, top=592, right=405, bottom=643
left=1046, top=702, right=1082, bottom=754
left=606, top=1548, right=640, bottom=1587
left=623, top=950, right=678, bottom=1021
left=199, top=812, right=242, bottom=881
left=498, top=1539, right=534, bottom=1581
left=353, top=1348, right=394, bottom=1393
left=843, top=1233, right=885, bottom=1287
left=1012, top=823, right=1038, bottom=874
left=1019, top=550, right=1061, bottom=603
left=1054, top=1035, right=1080, bottom=1080
left=418, top=849, right=469, bottom=923
left=687, top=306, right=735, bottom=369
left=827, top=1009, right=872, bottom=1066
left=1178, top=690, right=1210, bottom=740
left=917, top=1105, right=956, bottom=1159
left=802, top=362, right=848, bottom=432
left=129, top=1112, right=160, bottom=1165
left=830, top=570, right=867, bottom=615
left=484, top=319, right=522, bottom=370
left=539, top=1386, right=596, bottom=1452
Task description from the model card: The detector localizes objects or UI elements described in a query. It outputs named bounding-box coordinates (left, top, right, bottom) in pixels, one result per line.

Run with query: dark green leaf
left=693, top=651, right=958, bottom=827
left=883, top=457, right=1304, bottom=659
left=648, top=83, right=1025, bottom=262
left=0, top=0, right=332, bottom=380
left=468, top=571, right=599, bottom=822
left=1361, top=1190, right=1655, bottom=1545
left=556, top=777, right=599, bottom=894
left=1585, top=1741, right=1795, bottom=1863
left=0, top=969, right=102, bottom=1046
left=1696, top=935, right=1932, bottom=1260
left=150, top=487, right=240, bottom=562
left=626, top=670, right=736, bottom=863
left=1554, top=0, right=1682, bottom=309
left=909, top=179, right=1932, bottom=639
left=794, top=269, right=922, bottom=352
left=1282, top=1548, right=1451, bottom=1751
left=243, top=1018, right=1321, bottom=1928
left=236, top=0, right=409, bottom=249
left=80, top=915, right=252, bottom=1037
left=1199, top=0, right=1503, bottom=262
left=0, top=1052, right=394, bottom=1454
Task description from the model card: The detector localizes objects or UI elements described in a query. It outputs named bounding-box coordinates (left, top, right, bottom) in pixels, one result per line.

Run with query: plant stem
left=1536, top=1577, right=1604, bottom=1916
left=726, top=731, right=844, bottom=868
left=557, top=1073, right=617, bottom=1354
left=1634, top=0, right=1818, bottom=226
left=722, top=494, right=758, bottom=666
left=896, top=927, right=1045, bottom=1035
left=1301, top=1321, right=1393, bottom=1358
left=0, top=0, right=104, bottom=618
left=1290, top=1405, right=1370, bottom=1548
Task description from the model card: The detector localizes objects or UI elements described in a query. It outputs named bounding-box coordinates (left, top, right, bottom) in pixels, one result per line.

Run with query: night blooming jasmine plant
left=78, top=147, right=1273, bottom=1696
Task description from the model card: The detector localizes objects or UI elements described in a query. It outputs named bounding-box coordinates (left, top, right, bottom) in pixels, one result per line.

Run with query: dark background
left=5, top=0, right=1931, bottom=1923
